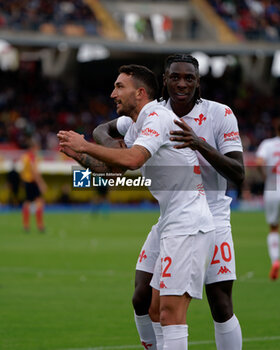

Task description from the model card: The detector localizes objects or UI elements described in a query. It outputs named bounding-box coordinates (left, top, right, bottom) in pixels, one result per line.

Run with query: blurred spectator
left=208, top=0, right=280, bottom=41
left=20, top=137, right=47, bottom=232
left=0, top=0, right=99, bottom=36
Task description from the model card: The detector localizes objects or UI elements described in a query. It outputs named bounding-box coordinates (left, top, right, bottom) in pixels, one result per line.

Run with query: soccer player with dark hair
left=58, top=63, right=216, bottom=350
left=93, top=55, right=244, bottom=350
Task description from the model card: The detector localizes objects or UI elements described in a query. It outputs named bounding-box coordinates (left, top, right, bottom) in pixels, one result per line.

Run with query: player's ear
left=136, top=87, right=146, bottom=98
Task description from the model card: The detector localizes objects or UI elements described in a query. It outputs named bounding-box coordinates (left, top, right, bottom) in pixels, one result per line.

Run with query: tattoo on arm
left=77, top=153, right=112, bottom=173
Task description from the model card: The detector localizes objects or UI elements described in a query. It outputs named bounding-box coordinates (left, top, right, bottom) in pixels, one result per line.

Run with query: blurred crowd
left=0, top=0, right=99, bottom=36
left=208, top=0, right=280, bottom=41
left=0, top=60, right=279, bottom=153
left=200, top=66, right=280, bottom=152
left=0, top=65, right=117, bottom=151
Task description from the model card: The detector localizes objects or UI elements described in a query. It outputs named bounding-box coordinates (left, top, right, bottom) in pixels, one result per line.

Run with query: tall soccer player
left=58, top=64, right=215, bottom=350
left=256, top=121, right=280, bottom=280
left=94, top=54, right=244, bottom=350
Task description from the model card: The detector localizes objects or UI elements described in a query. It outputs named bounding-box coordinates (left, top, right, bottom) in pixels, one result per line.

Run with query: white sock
left=134, top=313, right=157, bottom=350
left=267, top=232, right=279, bottom=263
left=162, top=324, right=188, bottom=350
left=152, top=322, right=164, bottom=350
left=214, top=314, right=242, bottom=350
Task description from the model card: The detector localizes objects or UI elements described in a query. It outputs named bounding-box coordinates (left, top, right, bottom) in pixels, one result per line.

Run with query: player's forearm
left=197, top=142, right=245, bottom=186
left=83, top=142, right=142, bottom=171
left=75, top=153, right=114, bottom=174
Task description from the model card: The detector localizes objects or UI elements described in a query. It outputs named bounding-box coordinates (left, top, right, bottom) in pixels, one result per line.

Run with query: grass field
left=0, top=209, right=279, bottom=350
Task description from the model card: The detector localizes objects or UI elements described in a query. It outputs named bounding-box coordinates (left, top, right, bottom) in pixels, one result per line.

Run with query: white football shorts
left=264, top=191, right=280, bottom=226
left=150, top=230, right=215, bottom=299
left=135, top=223, right=161, bottom=274
left=204, top=225, right=236, bottom=284
left=136, top=224, right=236, bottom=285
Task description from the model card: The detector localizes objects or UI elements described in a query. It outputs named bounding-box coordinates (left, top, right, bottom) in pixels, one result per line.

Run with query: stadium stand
left=208, top=0, right=280, bottom=41
left=0, top=0, right=124, bottom=38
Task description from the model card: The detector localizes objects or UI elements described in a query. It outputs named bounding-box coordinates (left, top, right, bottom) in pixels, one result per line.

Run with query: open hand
left=170, top=119, right=202, bottom=150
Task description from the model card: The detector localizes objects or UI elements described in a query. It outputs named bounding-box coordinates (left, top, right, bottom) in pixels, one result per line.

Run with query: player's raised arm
left=59, top=137, right=125, bottom=175
left=92, top=119, right=123, bottom=147
left=58, top=130, right=150, bottom=171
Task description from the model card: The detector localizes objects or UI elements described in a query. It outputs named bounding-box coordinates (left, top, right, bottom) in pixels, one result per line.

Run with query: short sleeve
left=133, top=110, right=169, bottom=156
left=116, top=116, right=133, bottom=136
left=214, top=105, right=243, bottom=155
left=256, top=141, right=267, bottom=160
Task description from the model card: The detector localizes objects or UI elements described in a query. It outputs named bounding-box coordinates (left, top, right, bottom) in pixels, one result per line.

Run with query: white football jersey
left=256, top=136, right=280, bottom=192
left=117, top=98, right=243, bottom=227
left=122, top=100, right=215, bottom=238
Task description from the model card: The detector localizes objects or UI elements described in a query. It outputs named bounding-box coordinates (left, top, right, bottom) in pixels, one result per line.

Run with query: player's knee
left=208, top=294, right=233, bottom=322
left=206, top=282, right=234, bottom=322
left=213, top=299, right=233, bottom=322
left=132, top=271, right=153, bottom=315
left=132, top=285, right=152, bottom=315
left=159, top=305, right=180, bottom=326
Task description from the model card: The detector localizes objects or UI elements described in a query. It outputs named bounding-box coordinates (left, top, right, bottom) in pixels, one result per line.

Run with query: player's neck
left=171, top=100, right=195, bottom=118
left=132, top=99, right=153, bottom=122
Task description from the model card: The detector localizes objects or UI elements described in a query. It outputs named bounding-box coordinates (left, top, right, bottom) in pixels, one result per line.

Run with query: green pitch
left=0, top=210, right=279, bottom=350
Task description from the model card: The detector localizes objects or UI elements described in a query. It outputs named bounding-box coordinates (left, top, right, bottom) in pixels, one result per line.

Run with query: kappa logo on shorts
left=139, top=250, right=147, bottom=263
left=142, top=341, right=153, bottom=349
left=160, top=281, right=167, bottom=289
left=217, top=266, right=231, bottom=275
left=73, top=168, right=91, bottom=188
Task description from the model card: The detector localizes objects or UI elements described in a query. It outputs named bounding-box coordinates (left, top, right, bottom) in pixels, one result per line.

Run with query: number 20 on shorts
left=211, top=242, right=232, bottom=265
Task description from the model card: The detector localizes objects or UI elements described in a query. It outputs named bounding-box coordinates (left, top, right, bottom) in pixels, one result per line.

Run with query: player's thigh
left=205, top=225, right=236, bottom=285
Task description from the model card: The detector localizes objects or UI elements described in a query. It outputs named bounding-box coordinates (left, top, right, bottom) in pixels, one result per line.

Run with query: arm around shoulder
left=93, top=119, right=123, bottom=147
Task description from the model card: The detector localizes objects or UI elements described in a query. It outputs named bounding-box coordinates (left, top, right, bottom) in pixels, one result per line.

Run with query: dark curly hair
left=119, top=64, right=159, bottom=100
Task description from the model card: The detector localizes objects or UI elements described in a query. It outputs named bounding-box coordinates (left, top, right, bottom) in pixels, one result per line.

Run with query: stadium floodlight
left=77, top=44, right=110, bottom=62
left=191, top=51, right=210, bottom=76
left=211, top=56, right=227, bottom=78
left=271, top=50, right=280, bottom=77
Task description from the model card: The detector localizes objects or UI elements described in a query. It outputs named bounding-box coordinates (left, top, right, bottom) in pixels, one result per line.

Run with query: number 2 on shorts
left=161, top=256, right=172, bottom=277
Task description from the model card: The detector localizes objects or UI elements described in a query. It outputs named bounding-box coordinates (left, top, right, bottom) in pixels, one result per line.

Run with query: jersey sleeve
left=133, top=110, right=169, bottom=156
left=214, top=105, right=243, bottom=155
left=116, top=116, right=133, bottom=136
left=256, top=140, right=267, bottom=160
